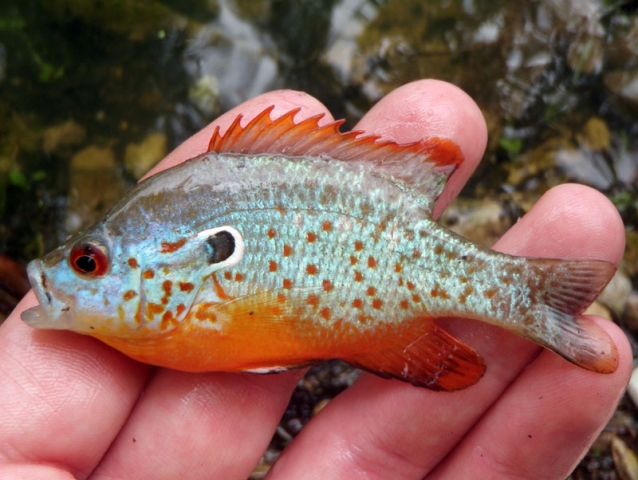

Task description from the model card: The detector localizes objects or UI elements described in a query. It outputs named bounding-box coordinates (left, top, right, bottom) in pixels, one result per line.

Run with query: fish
left=21, top=106, right=619, bottom=391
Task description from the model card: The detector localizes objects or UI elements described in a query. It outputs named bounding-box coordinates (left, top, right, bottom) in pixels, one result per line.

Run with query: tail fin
left=521, top=259, right=618, bottom=373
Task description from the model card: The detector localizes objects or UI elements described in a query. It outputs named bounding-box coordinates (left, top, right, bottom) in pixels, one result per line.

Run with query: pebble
left=124, top=132, right=167, bottom=180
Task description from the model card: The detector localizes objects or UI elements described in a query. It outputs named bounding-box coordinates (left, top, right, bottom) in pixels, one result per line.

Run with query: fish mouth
left=21, top=260, right=74, bottom=330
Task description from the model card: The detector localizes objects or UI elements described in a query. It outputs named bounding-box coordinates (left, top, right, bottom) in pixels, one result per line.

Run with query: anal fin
left=346, top=320, right=486, bottom=391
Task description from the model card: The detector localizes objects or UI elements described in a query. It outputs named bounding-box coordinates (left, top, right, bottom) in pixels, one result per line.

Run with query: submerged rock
left=124, top=132, right=167, bottom=180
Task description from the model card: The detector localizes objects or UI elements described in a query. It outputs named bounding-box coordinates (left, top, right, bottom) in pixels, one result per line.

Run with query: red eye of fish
left=69, top=244, right=109, bottom=277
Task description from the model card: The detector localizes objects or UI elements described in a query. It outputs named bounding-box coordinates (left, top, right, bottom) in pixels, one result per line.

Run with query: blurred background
left=0, top=1, right=637, bottom=477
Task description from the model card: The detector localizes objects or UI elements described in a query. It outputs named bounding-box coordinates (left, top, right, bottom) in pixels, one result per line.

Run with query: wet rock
left=625, top=293, right=638, bottom=333
left=188, top=74, right=220, bottom=117
left=440, top=199, right=513, bottom=248
left=66, top=145, right=126, bottom=234
left=612, top=434, right=638, bottom=480
left=124, top=132, right=167, bottom=180
left=584, top=301, right=613, bottom=322
left=604, top=68, right=638, bottom=109
left=567, top=35, right=603, bottom=76
left=624, top=231, right=638, bottom=280
left=598, top=270, right=632, bottom=318
left=42, top=120, right=86, bottom=155
left=628, top=367, right=638, bottom=412
left=578, top=116, right=611, bottom=152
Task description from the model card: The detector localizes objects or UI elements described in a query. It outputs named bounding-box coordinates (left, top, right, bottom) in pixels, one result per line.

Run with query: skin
left=0, top=79, right=630, bottom=479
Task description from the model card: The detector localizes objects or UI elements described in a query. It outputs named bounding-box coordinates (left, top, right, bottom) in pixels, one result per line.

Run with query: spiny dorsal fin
left=208, top=106, right=464, bottom=213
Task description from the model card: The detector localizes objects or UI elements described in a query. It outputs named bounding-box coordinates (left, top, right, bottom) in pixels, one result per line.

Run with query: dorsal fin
left=207, top=106, right=464, bottom=213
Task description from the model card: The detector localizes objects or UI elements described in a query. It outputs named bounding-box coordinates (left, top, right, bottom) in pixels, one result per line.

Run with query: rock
left=584, top=301, right=613, bottom=322
left=440, top=199, right=513, bottom=248
left=624, top=293, right=638, bottom=333
left=66, top=145, right=126, bottom=234
left=567, top=35, right=603, bottom=76
left=604, top=68, right=638, bottom=108
left=189, top=74, right=220, bottom=117
left=578, top=116, right=611, bottom=151
left=42, top=120, right=86, bottom=155
left=124, top=132, right=167, bottom=180
left=612, top=434, right=638, bottom=480
left=598, top=270, right=632, bottom=318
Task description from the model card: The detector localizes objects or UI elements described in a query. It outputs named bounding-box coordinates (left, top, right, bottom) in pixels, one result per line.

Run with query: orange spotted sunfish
left=21, top=107, right=618, bottom=391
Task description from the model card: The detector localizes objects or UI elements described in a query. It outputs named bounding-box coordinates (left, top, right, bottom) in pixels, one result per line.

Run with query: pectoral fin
left=346, top=320, right=486, bottom=391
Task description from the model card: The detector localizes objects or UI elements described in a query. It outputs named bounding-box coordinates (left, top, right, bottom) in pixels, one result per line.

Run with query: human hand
left=0, top=80, right=631, bottom=479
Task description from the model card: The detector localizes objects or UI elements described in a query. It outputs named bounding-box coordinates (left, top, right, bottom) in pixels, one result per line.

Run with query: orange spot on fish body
left=350, top=256, right=357, bottom=265
left=372, top=298, right=383, bottom=309
left=123, top=290, right=137, bottom=301
left=320, top=307, right=331, bottom=320
left=355, top=241, right=363, bottom=252
left=395, top=263, right=403, bottom=273
left=412, top=249, right=421, bottom=258
left=307, top=232, right=317, bottom=243
left=224, top=271, right=232, bottom=280
left=160, top=311, right=178, bottom=330
left=268, top=228, right=276, bottom=239
left=353, top=298, right=363, bottom=309
left=367, top=257, right=377, bottom=268
left=407, top=281, right=415, bottom=291
left=434, top=245, right=444, bottom=255
left=486, top=289, right=496, bottom=298
left=400, top=299, right=409, bottom=310
left=161, top=280, right=172, bottom=305
left=307, top=294, right=320, bottom=308
left=179, top=282, right=194, bottom=293
left=128, top=258, right=139, bottom=268
left=354, top=271, right=363, bottom=282
left=176, top=303, right=186, bottom=317
left=146, top=302, right=165, bottom=320
left=431, top=289, right=439, bottom=298
left=412, top=294, right=421, bottom=303
left=367, top=286, right=376, bottom=296
left=307, top=264, right=318, bottom=275
left=269, top=260, right=278, bottom=272
left=322, top=280, right=333, bottom=292
left=283, top=278, right=293, bottom=289
left=283, top=244, right=293, bottom=257
left=143, top=269, right=154, bottom=279
left=235, top=273, right=244, bottom=282
left=160, top=238, right=187, bottom=253
left=398, top=277, right=404, bottom=287
left=322, top=221, right=332, bottom=232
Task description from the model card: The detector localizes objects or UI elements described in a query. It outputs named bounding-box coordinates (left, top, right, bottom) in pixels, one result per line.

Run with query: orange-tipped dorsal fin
left=208, top=106, right=464, bottom=215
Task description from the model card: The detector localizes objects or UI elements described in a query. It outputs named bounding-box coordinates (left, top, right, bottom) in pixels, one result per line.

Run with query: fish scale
left=22, top=106, right=619, bottom=391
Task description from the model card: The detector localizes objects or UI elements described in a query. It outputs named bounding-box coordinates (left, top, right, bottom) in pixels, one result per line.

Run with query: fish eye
left=69, top=244, right=109, bottom=277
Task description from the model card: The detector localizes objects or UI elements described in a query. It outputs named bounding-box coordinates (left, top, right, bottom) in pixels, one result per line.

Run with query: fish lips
left=21, top=260, right=75, bottom=330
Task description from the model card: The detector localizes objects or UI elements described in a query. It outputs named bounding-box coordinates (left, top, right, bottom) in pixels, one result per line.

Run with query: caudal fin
left=522, top=259, right=618, bottom=373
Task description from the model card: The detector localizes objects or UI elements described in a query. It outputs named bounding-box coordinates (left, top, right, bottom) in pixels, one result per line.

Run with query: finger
left=91, top=90, right=334, bottom=480
left=429, top=318, right=631, bottom=479
left=0, top=295, right=150, bottom=478
left=266, top=184, right=625, bottom=480
left=354, top=79, right=488, bottom=218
